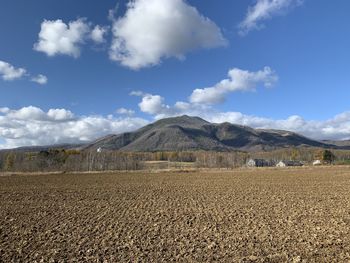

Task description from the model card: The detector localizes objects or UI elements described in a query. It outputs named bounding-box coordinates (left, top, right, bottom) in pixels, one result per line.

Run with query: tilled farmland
left=1, top=167, right=350, bottom=262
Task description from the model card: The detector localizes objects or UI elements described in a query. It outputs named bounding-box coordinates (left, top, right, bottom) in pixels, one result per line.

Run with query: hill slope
left=322, top=140, right=350, bottom=148
left=82, top=115, right=333, bottom=152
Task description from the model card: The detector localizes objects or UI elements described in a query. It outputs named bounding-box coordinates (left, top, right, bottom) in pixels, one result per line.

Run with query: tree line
left=0, top=147, right=347, bottom=172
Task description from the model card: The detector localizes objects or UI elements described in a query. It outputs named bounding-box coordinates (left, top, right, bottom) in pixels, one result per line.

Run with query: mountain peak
left=151, top=115, right=209, bottom=128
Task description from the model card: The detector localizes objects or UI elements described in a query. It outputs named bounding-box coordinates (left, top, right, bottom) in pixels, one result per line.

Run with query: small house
left=247, top=159, right=273, bottom=167
left=313, top=160, right=322, bottom=166
left=276, top=160, right=303, bottom=167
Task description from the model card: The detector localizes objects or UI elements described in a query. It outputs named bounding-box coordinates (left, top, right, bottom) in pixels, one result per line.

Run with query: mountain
left=82, top=115, right=335, bottom=152
left=322, top=140, right=350, bottom=148
left=0, top=144, right=84, bottom=153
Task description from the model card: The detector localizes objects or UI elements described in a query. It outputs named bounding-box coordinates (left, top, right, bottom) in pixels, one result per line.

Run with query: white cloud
left=0, top=60, right=48, bottom=85
left=138, top=94, right=169, bottom=115
left=4, top=106, right=73, bottom=122
left=135, top=92, right=209, bottom=119
left=0, top=106, right=148, bottom=149
left=47, top=109, right=75, bottom=121
left=131, top=67, right=277, bottom=118
left=129, top=90, right=145, bottom=97
left=0, top=60, right=26, bottom=81
left=108, top=3, right=120, bottom=21
left=239, top=0, right=303, bottom=35
left=116, top=107, right=135, bottom=116
left=131, top=91, right=180, bottom=119
left=190, top=86, right=227, bottom=105
left=109, top=0, right=227, bottom=69
left=31, top=74, right=48, bottom=85
left=0, top=108, right=10, bottom=114
left=34, top=19, right=90, bottom=57
left=91, top=25, right=108, bottom=44
left=6, top=106, right=47, bottom=121
left=131, top=92, right=171, bottom=117
left=190, top=67, right=278, bottom=105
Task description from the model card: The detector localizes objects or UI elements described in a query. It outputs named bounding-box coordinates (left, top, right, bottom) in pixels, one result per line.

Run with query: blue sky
left=1, top=0, right=350, bottom=148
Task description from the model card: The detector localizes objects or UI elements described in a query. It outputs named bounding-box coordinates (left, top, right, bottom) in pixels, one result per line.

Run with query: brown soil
left=1, top=167, right=350, bottom=262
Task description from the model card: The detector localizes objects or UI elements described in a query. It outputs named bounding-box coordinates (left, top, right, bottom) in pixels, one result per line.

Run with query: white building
left=313, top=160, right=322, bottom=166
left=276, top=160, right=303, bottom=167
left=247, top=159, right=274, bottom=167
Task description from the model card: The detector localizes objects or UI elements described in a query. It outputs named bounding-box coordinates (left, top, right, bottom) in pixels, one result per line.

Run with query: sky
left=1, top=0, right=350, bottom=148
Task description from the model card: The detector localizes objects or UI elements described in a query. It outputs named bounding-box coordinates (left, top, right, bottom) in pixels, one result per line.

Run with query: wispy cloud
left=239, top=0, right=303, bottom=35
left=116, top=107, right=135, bottom=116
left=31, top=74, right=48, bottom=85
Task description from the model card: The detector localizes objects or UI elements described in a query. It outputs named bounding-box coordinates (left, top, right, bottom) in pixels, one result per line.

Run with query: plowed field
left=1, top=167, right=350, bottom=262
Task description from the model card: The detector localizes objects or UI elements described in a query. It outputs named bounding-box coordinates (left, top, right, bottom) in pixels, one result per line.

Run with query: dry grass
left=1, top=167, right=350, bottom=262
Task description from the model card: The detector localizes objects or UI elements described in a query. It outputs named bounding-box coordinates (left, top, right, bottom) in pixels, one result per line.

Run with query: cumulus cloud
left=0, top=60, right=48, bottom=85
left=131, top=91, right=184, bottom=119
left=34, top=19, right=90, bottom=57
left=109, top=0, right=227, bottom=69
left=31, top=74, right=48, bottom=85
left=6, top=106, right=47, bottom=121
left=0, top=106, right=148, bottom=149
left=190, top=67, right=278, bottom=105
left=138, top=94, right=168, bottom=115
left=4, top=106, right=74, bottom=122
left=133, top=91, right=209, bottom=119
left=0, top=107, right=10, bottom=114
left=0, top=60, right=27, bottom=81
left=130, top=67, right=277, bottom=118
left=239, top=0, right=303, bottom=35
left=91, top=25, right=109, bottom=44
left=47, top=109, right=75, bottom=121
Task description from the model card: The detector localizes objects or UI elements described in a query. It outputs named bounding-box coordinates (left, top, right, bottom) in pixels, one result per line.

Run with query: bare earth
left=1, top=167, right=350, bottom=262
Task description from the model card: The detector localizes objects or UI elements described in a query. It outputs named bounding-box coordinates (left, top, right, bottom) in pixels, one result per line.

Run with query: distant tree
left=322, top=150, right=335, bottom=164
left=314, top=149, right=335, bottom=164
left=314, top=150, right=322, bottom=160
left=291, top=148, right=300, bottom=161
left=5, top=153, right=15, bottom=171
